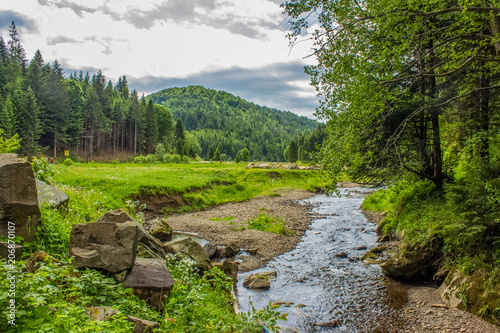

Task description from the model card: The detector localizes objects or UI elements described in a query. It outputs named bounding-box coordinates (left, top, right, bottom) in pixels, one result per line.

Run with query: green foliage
left=247, top=210, right=289, bottom=235
left=63, top=158, right=74, bottom=166
left=0, top=259, right=159, bottom=333
left=154, top=143, right=166, bottom=161
left=171, top=154, right=182, bottom=164
left=163, top=254, right=286, bottom=332
left=133, top=155, right=145, bottom=164
left=145, top=154, right=156, bottom=163
left=182, top=155, right=190, bottom=164
left=31, top=157, right=56, bottom=184
left=0, top=129, right=20, bottom=153
left=240, top=148, right=250, bottom=162
left=162, top=153, right=173, bottom=163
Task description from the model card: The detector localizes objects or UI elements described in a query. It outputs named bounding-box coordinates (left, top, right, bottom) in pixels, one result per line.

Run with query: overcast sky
left=0, top=0, right=319, bottom=118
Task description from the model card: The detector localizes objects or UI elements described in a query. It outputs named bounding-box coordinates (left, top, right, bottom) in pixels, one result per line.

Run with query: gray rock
left=163, top=237, right=212, bottom=272
left=126, top=315, right=159, bottom=333
left=0, top=241, right=22, bottom=261
left=97, top=209, right=167, bottom=259
left=122, top=258, right=174, bottom=312
left=224, top=243, right=240, bottom=257
left=68, top=222, right=138, bottom=273
left=36, top=179, right=69, bottom=209
left=149, top=217, right=173, bottom=242
left=213, top=259, right=239, bottom=281
left=0, top=154, right=41, bottom=242
left=243, top=273, right=271, bottom=290
left=334, top=251, right=348, bottom=258
left=203, top=241, right=217, bottom=258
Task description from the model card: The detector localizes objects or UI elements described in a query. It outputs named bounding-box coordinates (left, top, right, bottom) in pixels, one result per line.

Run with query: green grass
left=247, top=210, right=292, bottom=235
left=54, top=162, right=327, bottom=212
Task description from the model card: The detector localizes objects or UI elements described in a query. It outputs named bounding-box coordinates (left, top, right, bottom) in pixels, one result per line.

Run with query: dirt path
left=162, top=189, right=315, bottom=272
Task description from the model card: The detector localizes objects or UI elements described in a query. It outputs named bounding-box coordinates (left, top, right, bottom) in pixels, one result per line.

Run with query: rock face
left=122, top=258, right=174, bottom=312
left=149, top=217, right=173, bottom=242
left=380, top=254, right=437, bottom=282
left=98, top=209, right=167, bottom=259
left=36, top=179, right=69, bottom=208
left=68, top=222, right=138, bottom=273
left=163, top=237, right=212, bottom=272
left=0, top=154, right=41, bottom=243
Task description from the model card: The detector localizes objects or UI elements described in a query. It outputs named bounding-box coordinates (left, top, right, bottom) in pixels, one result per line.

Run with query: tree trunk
left=431, top=112, right=443, bottom=188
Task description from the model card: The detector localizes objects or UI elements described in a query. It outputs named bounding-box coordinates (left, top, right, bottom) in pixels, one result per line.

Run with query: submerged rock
left=243, top=273, right=271, bottom=290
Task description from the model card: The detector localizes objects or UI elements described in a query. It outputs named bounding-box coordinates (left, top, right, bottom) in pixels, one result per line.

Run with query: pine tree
left=144, top=99, right=158, bottom=154
left=287, top=140, right=298, bottom=163
left=0, top=95, right=17, bottom=138
left=213, top=146, right=221, bottom=162
left=18, top=86, right=42, bottom=157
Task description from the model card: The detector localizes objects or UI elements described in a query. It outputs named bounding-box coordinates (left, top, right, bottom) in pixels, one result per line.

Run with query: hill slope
left=148, top=86, right=318, bottom=161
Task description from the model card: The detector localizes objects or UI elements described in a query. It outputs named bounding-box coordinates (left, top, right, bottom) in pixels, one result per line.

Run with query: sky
left=0, top=0, right=319, bottom=118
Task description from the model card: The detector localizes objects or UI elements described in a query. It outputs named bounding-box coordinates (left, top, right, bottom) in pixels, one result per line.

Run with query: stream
left=236, top=188, right=408, bottom=332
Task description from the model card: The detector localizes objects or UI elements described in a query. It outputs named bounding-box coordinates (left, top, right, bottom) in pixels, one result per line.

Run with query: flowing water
left=236, top=188, right=408, bottom=332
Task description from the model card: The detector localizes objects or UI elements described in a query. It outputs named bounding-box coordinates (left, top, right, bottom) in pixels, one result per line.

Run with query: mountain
left=148, top=86, right=318, bottom=161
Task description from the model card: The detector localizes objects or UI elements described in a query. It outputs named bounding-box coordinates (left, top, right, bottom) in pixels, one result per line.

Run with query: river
left=236, top=188, right=408, bottom=332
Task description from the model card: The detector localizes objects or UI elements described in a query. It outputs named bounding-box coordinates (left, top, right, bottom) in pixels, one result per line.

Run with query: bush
left=182, top=155, right=190, bottom=164
left=64, top=158, right=74, bottom=166
left=163, top=154, right=173, bottom=163
left=134, top=155, right=145, bottom=164
left=111, top=159, right=120, bottom=164
left=31, top=157, right=56, bottom=184
left=154, top=143, right=167, bottom=161
left=172, top=154, right=182, bottom=164
left=145, top=154, right=157, bottom=163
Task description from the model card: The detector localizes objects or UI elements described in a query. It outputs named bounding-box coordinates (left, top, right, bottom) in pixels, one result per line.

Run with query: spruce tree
left=19, top=86, right=42, bottom=157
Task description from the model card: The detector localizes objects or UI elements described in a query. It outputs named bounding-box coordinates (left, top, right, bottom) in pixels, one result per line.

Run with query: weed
left=247, top=211, right=288, bottom=235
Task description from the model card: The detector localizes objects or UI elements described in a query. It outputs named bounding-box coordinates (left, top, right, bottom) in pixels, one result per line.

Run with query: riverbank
left=161, top=189, right=315, bottom=272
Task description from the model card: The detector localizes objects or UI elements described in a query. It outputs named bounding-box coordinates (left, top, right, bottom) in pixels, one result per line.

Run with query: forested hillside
left=0, top=21, right=318, bottom=162
left=148, top=86, right=318, bottom=161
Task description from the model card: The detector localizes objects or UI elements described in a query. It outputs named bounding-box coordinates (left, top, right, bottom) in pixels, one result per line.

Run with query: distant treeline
left=0, top=21, right=322, bottom=162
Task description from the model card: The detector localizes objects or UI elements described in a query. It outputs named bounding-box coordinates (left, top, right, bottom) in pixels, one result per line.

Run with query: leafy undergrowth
left=364, top=175, right=500, bottom=322
left=54, top=162, right=327, bottom=213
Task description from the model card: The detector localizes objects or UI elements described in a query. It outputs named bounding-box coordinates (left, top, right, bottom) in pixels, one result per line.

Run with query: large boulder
left=122, top=258, right=174, bottom=312
left=0, top=241, right=23, bottom=261
left=0, top=154, right=41, bottom=243
left=243, top=273, right=272, bottom=290
left=149, top=217, right=173, bottom=242
left=97, top=209, right=167, bottom=259
left=36, top=179, right=69, bottom=209
left=163, top=237, right=212, bottom=273
left=68, top=222, right=138, bottom=273
left=213, top=259, right=239, bottom=282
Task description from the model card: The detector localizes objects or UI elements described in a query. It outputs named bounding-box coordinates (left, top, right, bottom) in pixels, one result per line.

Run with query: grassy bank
left=54, top=162, right=326, bottom=212
left=363, top=180, right=500, bottom=321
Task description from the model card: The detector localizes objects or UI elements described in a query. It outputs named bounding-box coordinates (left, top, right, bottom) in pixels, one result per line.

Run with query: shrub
left=182, top=155, right=190, bottom=164
left=134, top=155, right=145, bottom=164
left=111, top=159, right=120, bottom=164
left=31, top=157, right=56, bottom=184
left=154, top=143, right=167, bottom=161
left=145, top=154, right=156, bottom=163
left=64, top=158, right=74, bottom=166
left=247, top=210, right=289, bottom=235
left=163, top=154, right=173, bottom=163
left=172, top=154, right=182, bottom=164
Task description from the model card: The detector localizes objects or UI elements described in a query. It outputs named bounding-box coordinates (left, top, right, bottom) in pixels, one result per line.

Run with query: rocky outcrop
left=438, top=268, right=500, bottom=318
left=0, top=153, right=41, bottom=242
left=98, top=209, right=167, bottom=259
left=203, top=241, right=217, bottom=259
left=163, top=237, right=212, bottom=272
left=68, top=222, right=138, bottom=273
left=149, top=217, right=173, bottom=242
left=380, top=251, right=439, bottom=282
left=36, top=179, right=69, bottom=208
left=122, top=258, right=174, bottom=312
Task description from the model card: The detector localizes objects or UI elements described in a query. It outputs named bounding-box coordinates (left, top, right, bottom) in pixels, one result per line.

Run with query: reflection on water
left=236, top=189, right=408, bottom=332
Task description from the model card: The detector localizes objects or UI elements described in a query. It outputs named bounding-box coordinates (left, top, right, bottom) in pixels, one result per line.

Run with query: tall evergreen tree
left=0, top=95, right=17, bottom=138
left=144, top=99, right=158, bottom=154
left=18, top=86, right=42, bottom=157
